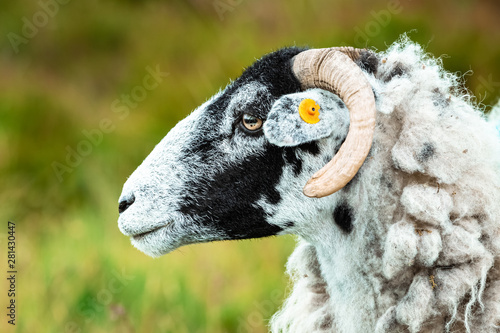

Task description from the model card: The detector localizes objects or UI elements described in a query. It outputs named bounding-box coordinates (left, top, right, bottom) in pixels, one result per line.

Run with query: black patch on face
left=237, top=46, right=307, bottom=97
left=298, top=141, right=320, bottom=155
left=177, top=143, right=320, bottom=240
left=356, top=50, right=379, bottom=75
left=284, top=149, right=303, bottom=176
left=284, top=142, right=320, bottom=176
left=333, top=202, right=354, bottom=233
left=284, top=221, right=295, bottom=228
left=178, top=143, right=285, bottom=240
left=417, top=142, right=435, bottom=162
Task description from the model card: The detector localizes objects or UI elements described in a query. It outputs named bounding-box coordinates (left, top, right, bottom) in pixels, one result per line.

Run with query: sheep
left=117, top=36, right=500, bottom=333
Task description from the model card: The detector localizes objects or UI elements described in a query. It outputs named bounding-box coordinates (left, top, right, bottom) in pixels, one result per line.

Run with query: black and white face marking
left=118, top=47, right=351, bottom=257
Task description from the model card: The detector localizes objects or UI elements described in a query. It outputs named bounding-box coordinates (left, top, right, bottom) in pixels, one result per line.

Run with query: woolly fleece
left=270, top=37, right=500, bottom=333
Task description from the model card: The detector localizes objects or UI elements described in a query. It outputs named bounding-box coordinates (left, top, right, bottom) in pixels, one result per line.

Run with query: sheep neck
left=312, top=233, right=386, bottom=332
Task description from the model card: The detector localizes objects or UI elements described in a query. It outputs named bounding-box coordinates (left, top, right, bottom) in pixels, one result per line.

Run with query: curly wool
left=271, top=37, right=500, bottom=333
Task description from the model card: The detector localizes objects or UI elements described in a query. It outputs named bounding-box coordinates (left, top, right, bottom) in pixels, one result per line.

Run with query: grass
left=1, top=0, right=499, bottom=332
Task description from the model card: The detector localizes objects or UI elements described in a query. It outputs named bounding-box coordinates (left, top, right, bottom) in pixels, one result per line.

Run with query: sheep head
left=117, top=47, right=377, bottom=257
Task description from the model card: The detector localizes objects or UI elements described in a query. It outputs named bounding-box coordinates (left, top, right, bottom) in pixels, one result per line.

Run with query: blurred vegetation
left=0, top=0, right=499, bottom=332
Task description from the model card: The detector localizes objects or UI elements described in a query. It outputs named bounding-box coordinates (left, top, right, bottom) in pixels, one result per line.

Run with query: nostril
left=119, top=195, right=135, bottom=214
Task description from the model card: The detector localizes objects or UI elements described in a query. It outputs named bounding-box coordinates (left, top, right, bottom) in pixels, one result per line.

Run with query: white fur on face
left=118, top=97, right=226, bottom=257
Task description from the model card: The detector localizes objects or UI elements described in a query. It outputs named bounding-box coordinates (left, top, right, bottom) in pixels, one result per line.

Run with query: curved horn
left=291, top=47, right=376, bottom=198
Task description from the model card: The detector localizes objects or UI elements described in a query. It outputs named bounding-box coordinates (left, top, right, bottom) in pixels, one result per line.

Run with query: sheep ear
left=264, top=88, right=349, bottom=147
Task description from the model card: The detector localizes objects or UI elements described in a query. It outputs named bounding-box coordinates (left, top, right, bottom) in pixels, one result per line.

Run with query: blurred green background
left=0, top=0, right=499, bottom=332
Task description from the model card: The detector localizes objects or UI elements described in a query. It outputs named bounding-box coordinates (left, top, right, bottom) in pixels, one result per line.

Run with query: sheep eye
left=241, top=113, right=263, bottom=131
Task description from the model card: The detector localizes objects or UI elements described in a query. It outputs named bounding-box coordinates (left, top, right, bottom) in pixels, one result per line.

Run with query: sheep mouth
left=129, top=222, right=183, bottom=257
left=132, top=227, right=162, bottom=240
left=130, top=223, right=170, bottom=241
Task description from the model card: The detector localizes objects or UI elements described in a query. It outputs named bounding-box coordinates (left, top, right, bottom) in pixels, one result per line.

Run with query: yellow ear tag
left=299, top=99, right=321, bottom=124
